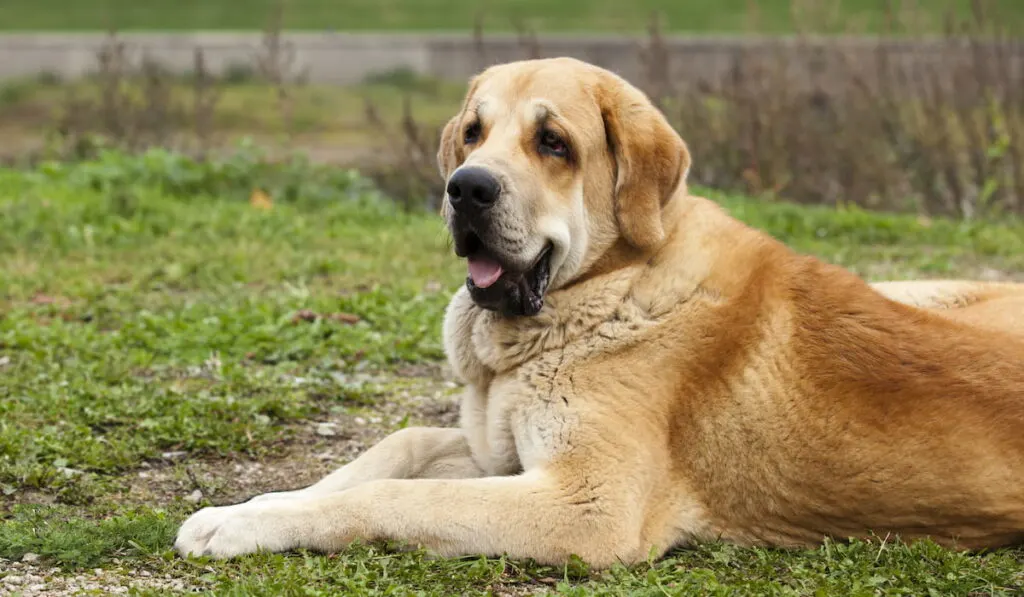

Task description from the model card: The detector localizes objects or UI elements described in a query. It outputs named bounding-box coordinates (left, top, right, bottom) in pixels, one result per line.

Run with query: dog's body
left=176, top=58, right=1024, bottom=566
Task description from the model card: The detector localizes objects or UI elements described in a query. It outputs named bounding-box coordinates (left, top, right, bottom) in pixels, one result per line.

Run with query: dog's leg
left=245, top=426, right=484, bottom=503
left=870, top=280, right=1024, bottom=309
left=175, top=464, right=646, bottom=567
left=871, top=280, right=1024, bottom=335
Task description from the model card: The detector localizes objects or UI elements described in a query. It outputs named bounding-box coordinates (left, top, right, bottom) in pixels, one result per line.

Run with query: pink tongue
left=468, top=257, right=504, bottom=288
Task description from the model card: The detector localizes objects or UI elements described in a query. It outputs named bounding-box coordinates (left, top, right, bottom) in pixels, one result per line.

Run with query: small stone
left=21, top=552, right=40, bottom=563
left=184, top=489, right=203, bottom=503
left=2, top=575, right=23, bottom=584
left=353, top=417, right=367, bottom=425
left=316, top=422, right=338, bottom=437
left=161, top=451, right=187, bottom=461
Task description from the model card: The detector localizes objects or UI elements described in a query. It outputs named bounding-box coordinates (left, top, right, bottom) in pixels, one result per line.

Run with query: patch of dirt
left=117, top=373, right=463, bottom=508
left=0, top=372, right=467, bottom=595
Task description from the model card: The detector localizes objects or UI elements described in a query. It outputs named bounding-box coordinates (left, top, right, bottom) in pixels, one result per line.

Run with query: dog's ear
left=598, top=75, right=690, bottom=249
left=437, top=76, right=482, bottom=181
left=437, top=115, right=461, bottom=180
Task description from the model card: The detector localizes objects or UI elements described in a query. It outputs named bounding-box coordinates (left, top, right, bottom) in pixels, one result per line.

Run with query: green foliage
left=707, top=188, right=1024, bottom=258
left=29, top=140, right=380, bottom=206
left=1, top=0, right=1022, bottom=32
left=0, top=505, right=179, bottom=568
left=3, top=508, right=1022, bottom=596
left=0, top=152, right=454, bottom=493
left=559, top=539, right=1024, bottom=596
left=142, top=545, right=517, bottom=596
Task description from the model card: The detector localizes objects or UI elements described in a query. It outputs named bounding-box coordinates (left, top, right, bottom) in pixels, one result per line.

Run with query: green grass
left=1, top=150, right=1023, bottom=594
left=1, top=0, right=1023, bottom=33
left=2, top=507, right=1023, bottom=595
left=0, top=157, right=455, bottom=497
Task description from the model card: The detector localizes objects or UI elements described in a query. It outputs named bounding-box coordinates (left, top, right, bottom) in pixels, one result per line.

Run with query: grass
left=0, top=160, right=453, bottom=495
left=1, top=0, right=1023, bottom=33
left=1, top=150, right=1023, bottom=594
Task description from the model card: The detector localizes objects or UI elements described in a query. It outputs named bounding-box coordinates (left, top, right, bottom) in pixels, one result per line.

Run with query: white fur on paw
left=174, top=503, right=296, bottom=559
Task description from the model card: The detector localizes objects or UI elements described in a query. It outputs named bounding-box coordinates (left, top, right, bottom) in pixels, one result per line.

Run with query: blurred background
left=2, top=0, right=1024, bottom=217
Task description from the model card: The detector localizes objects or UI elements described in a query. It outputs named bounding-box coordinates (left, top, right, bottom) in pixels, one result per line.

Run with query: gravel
left=0, top=559, right=200, bottom=596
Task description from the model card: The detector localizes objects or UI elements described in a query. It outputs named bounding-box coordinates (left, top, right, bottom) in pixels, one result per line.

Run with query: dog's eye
left=539, top=130, right=568, bottom=158
left=464, top=122, right=481, bottom=145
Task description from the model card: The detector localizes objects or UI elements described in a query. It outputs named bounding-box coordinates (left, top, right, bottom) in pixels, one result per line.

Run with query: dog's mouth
left=457, top=230, right=552, bottom=317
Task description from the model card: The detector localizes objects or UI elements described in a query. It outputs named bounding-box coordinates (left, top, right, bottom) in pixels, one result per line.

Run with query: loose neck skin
left=566, top=187, right=699, bottom=291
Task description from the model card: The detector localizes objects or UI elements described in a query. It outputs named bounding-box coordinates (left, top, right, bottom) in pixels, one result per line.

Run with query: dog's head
left=437, top=57, right=691, bottom=317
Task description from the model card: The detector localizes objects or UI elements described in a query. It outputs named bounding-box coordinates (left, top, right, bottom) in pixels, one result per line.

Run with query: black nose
left=446, top=166, right=500, bottom=212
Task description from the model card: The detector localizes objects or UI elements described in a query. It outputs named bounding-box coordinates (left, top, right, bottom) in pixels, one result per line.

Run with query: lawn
left=1, top=0, right=1022, bottom=33
left=1, top=149, right=1023, bottom=594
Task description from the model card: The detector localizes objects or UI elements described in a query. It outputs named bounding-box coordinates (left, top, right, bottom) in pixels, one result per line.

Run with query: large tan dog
left=176, top=58, right=1024, bottom=566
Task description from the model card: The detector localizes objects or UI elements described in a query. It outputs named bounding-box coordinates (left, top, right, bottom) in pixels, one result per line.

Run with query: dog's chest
left=446, top=279, right=648, bottom=475
left=463, top=333, right=602, bottom=475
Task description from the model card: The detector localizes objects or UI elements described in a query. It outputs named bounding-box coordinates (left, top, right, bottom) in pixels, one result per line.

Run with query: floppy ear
left=599, top=76, right=691, bottom=249
left=437, top=115, right=461, bottom=180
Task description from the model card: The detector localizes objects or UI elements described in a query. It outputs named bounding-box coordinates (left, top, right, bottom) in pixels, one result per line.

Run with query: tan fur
left=176, top=58, right=1024, bottom=566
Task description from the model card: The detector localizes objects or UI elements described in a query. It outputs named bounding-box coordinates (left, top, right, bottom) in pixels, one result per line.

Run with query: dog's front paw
left=175, top=503, right=298, bottom=559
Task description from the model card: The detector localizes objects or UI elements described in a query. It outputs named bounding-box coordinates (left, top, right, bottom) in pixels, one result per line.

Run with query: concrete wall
left=1, top=32, right=1021, bottom=91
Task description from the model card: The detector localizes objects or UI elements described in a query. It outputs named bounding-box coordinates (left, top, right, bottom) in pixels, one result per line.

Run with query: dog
left=175, top=57, right=1024, bottom=566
